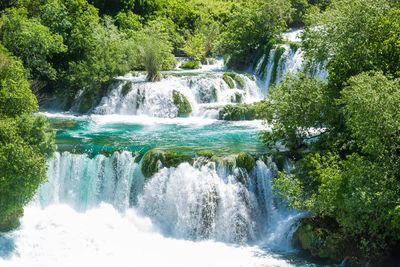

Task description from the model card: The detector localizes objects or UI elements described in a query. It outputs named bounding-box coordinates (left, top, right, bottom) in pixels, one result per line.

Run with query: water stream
left=0, top=29, right=325, bottom=267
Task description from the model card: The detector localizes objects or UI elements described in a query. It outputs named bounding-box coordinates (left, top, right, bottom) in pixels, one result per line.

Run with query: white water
left=94, top=73, right=262, bottom=119
left=255, top=29, right=327, bottom=91
left=0, top=152, right=301, bottom=266
left=38, top=152, right=298, bottom=246
left=0, top=204, right=292, bottom=267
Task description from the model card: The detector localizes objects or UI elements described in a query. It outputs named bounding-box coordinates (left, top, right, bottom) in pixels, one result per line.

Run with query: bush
left=180, top=60, right=201, bottom=69
left=0, top=46, right=55, bottom=231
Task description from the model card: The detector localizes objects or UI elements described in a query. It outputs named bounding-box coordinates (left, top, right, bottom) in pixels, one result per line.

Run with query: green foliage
left=136, top=19, right=176, bottom=81
left=224, top=72, right=245, bottom=89
left=180, top=60, right=200, bottom=69
left=261, top=73, right=331, bottom=151
left=340, top=72, right=400, bottom=158
left=172, top=90, right=192, bottom=117
left=182, top=33, right=206, bottom=62
left=0, top=47, right=55, bottom=231
left=217, top=0, right=292, bottom=69
left=236, top=152, right=256, bottom=172
left=141, top=149, right=194, bottom=178
left=219, top=104, right=257, bottom=121
left=0, top=45, right=38, bottom=117
left=303, top=0, right=400, bottom=88
left=0, top=7, right=66, bottom=80
left=222, top=73, right=234, bottom=89
left=270, top=71, right=400, bottom=259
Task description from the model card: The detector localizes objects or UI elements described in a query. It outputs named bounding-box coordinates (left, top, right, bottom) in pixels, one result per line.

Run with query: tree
left=0, top=45, right=55, bottom=231
left=181, top=33, right=206, bottom=62
left=260, top=73, right=332, bottom=153
left=0, top=7, right=66, bottom=80
left=217, top=0, right=292, bottom=69
left=136, top=19, right=176, bottom=81
left=303, top=0, right=400, bottom=89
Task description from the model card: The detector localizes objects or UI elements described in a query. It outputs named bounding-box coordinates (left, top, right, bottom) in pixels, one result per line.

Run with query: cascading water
left=254, top=29, right=327, bottom=90
left=0, top=29, right=326, bottom=267
left=37, top=152, right=299, bottom=248
left=94, top=72, right=262, bottom=119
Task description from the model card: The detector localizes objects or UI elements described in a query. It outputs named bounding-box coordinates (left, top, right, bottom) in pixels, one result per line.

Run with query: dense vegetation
left=0, top=0, right=399, bottom=265
left=0, top=0, right=326, bottom=110
left=0, top=45, right=55, bottom=231
left=262, top=0, right=400, bottom=264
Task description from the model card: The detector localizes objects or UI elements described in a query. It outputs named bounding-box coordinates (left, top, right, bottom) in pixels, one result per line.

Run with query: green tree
left=0, top=7, right=66, bottom=80
left=181, top=33, right=206, bottom=62
left=217, top=0, right=292, bottom=69
left=136, top=19, right=176, bottom=81
left=303, top=0, right=400, bottom=88
left=0, top=45, right=55, bottom=231
left=260, top=73, right=332, bottom=153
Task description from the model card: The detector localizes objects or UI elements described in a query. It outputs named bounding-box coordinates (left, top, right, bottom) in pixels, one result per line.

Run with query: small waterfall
left=38, top=152, right=300, bottom=249
left=94, top=73, right=263, bottom=119
left=254, top=29, right=328, bottom=91
left=39, top=151, right=143, bottom=211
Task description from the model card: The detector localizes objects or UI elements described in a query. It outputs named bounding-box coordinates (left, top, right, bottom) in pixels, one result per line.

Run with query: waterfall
left=94, top=73, right=262, bottom=119
left=39, top=151, right=144, bottom=211
left=254, top=29, right=327, bottom=91
left=37, top=152, right=300, bottom=248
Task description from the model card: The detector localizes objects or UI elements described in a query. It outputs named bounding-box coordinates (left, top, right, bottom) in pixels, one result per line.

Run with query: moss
left=234, top=92, right=242, bottom=103
left=121, top=81, right=133, bottom=96
left=180, top=60, right=201, bottom=69
left=219, top=104, right=256, bottom=121
left=78, top=92, right=94, bottom=114
left=245, top=73, right=256, bottom=81
left=288, top=41, right=301, bottom=52
left=270, top=46, right=286, bottom=85
left=293, top=218, right=344, bottom=262
left=141, top=149, right=194, bottom=179
left=141, top=149, right=166, bottom=178
left=0, top=208, right=23, bottom=232
left=49, top=119, right=77, bottom=130
left=163, top=150, right=194, bottom=168
left=253, top=43, right=273, bottom=73
left=197, top=150, right=215, bottom=158
left=225, top=72, right=245, bottom=89
left=172, top=90, right=192, bottom=117
left=223, top=73, right=235, bottom=89
left=236, top=152, right=256, bottom=172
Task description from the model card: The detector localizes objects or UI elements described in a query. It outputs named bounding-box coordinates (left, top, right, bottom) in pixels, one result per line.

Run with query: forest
left=0, top=0, right=399, bottom=266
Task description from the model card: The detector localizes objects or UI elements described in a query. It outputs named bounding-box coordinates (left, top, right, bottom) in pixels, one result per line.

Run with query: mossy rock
left=163, top=150, right=194, bottom=168
left=197, top=150, right=215, bottom=158
left=121, top=81, right=133, bottom=96
left=0, top=208, right=23, bottom=232
left=224, top=72, right=245, bottom=89
left=236, top=152, right=256, bottom=172
left=181, top=60, right=201, bottom=69
left=141, top=149, right=194, bottom=179
left=78, top=92, right=94, bottom=114
left=270, top=46, right=286, bottom=85
left=49, top=119, right=77, bottom=130
left=234, top=92, right=243, bottom=103
left=245, top=73, right=256, bottom=81
left=141, top=149, right=166, bottom=178
left=223, top=73, right=235, bottom=89
left=294, top=219, right=343, bottom=262
left=173, top=90, right=192, bottom=117
left=219, top=104, right=256, bottom=121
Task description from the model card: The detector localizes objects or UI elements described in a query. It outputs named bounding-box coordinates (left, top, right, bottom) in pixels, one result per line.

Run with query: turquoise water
left=48, top=114, right=268, bottom=156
